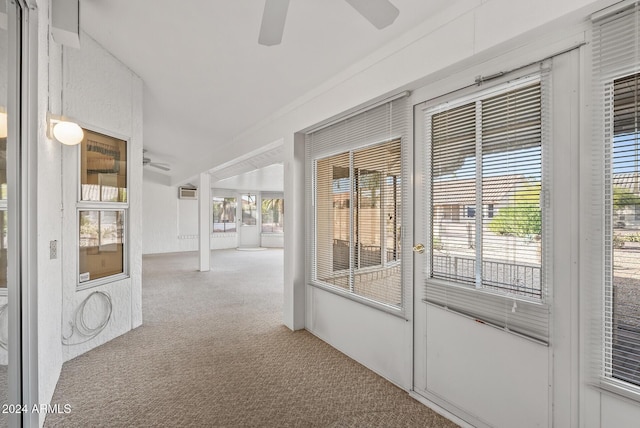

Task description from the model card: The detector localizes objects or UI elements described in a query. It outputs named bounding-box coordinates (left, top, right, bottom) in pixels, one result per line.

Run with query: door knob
left=412, top=243, right=425, bottom=254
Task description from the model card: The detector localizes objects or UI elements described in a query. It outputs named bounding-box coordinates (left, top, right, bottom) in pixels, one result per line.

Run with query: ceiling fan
left=142, top=149, right=171, bottom=172
left=259, top=0, right=400, bottom=46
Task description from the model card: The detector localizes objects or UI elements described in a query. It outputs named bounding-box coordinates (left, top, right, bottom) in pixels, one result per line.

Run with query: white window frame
left=423, top=72, right=551, bottom=344
left=260, top=192, right=284, bottom=235
left=212, top=195, right=238, bottom=234
left=76, top=128, right=130, bottom=290
left=590, top=0, right=640, bottom=401
left=310, top=138, right=405, bottom=313
left=305, top=94, right=410, bottom=316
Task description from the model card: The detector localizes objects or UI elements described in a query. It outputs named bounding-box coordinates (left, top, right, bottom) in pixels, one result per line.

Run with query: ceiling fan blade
left=149, top=163, right=171, bottom=172
left=258, top=0, right=290, bottom=46
left=344, top=0, right=399, bottom=30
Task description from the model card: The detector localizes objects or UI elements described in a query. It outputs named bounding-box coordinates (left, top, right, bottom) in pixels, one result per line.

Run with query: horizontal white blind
left=593, top=3, right=640, bottom=390
left=481, top=83, right=543, bottom=299
left=425, top=75, right=549, bottom=343
left=431, top=102, right=476, bottom=178
left=431, top=101, right=477, bottom=284
left=306, top=97, right=409, bottom=312
left=315, top=152, right=351, bottom=290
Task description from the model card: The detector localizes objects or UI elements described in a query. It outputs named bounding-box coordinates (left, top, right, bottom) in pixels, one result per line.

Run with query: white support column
left=198, top=172, right=211, bottom=272
left=283, top=133, right=305, bottom=330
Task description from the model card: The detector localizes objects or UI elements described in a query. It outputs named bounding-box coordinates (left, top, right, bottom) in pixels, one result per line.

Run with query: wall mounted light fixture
left=47, top=113, right=84, bottom=145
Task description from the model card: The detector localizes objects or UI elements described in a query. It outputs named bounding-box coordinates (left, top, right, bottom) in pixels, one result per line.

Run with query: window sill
left=77, top=272, right=129, bottom=291
left=593, top=378, right=640, bottom=404
left=309, top=280, right=406, bottom=319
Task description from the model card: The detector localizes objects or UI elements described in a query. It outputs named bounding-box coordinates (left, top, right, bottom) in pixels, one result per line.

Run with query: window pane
left=212, top=197, right=236, bottom=232
left=261, top=198, right=283, bottom=233
left=315, top=141, right=403, bottom=307
left=430, top=83, right=543, bottom=299
left=316, top=153, right=350, bottom=286
left=81, top=130, right=127, bottom=202
left=610, top=73, right=640, bottom=386
left=431, top=102, right=477, bottom=284
left=79, top=210, right=124, bottom=283
left=482, top=152, right=542, bottom=297
left=241, top=194, right=257, bottom=225
left=353, top=140, right=402, bottom=306
left=482, top=82, right=542, bottom=298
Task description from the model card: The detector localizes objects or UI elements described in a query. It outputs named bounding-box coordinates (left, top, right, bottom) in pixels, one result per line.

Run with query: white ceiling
left=81, top=0, right=453, bottom=184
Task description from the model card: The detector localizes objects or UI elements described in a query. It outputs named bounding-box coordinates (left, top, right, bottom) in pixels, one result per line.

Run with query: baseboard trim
left=409, top=390, right=477, bottom=428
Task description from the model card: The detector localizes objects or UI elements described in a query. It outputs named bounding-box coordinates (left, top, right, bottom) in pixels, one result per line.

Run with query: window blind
left=593, top=2, right=640, bottom=393
left=424, top=74, right=550, bottom=344
left=306, top=96, right=410, bottom=313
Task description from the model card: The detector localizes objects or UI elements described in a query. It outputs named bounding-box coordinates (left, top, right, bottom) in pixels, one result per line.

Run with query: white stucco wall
left=178, top=198, right=198, bottom=237
left=143, top=177, right=199, bottom=254
left=260, top=234, right=283, bottom=248
left=143, top=177, right=239, bottom=254
left=30, top=19, right=145, bottom=423
left=57, top=30, right=144, bottom=363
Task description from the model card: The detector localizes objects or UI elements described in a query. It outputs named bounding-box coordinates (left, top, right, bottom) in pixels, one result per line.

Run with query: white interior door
left=238, top=193, right=260, bottom=248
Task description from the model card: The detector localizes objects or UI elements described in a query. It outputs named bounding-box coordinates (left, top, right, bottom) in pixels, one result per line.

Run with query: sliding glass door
left=1, top=1, right=23, bottom=426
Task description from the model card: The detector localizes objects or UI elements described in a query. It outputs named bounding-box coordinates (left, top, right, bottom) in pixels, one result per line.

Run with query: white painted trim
left=409, top=391, right=476, bottom=428
left=75, top=205, right=128, bottom=286
left=591, top=0, right=636, bottom=21
left=211, top=188, right=237, bottom=198
left=410, top=29, right=587, bottom=106
left=19, top=1, right=39, bottom=426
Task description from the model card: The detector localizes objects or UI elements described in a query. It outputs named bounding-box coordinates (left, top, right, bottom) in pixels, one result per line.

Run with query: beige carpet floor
left=44, top=249, right=458, bottom=428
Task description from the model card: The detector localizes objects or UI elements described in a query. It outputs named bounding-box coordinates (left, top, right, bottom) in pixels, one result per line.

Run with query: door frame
left=410, top=43, right=582, bottom=427
left=8, top=0, right=40, bottom=426
left=238, top=192, right=261, bottom=248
